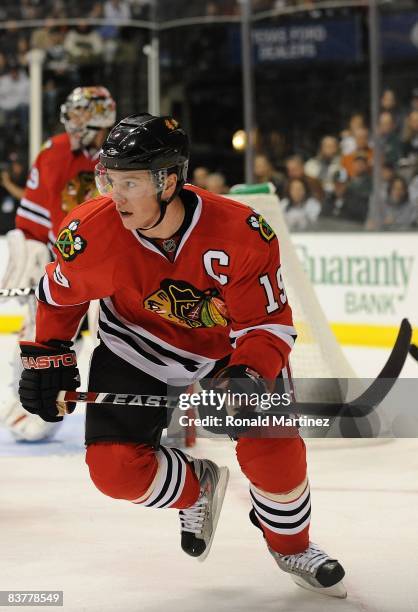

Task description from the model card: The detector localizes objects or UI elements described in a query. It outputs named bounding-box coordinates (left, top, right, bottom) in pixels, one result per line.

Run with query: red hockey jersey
left=16, top=133, right=99, bottom=250
left=35, top=186, right=296, bottom=383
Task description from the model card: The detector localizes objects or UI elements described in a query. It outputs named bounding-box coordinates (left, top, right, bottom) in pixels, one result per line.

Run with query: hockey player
left=0, top=86, right=116, bottom=441
left=18, top=114, right=346, bottom=597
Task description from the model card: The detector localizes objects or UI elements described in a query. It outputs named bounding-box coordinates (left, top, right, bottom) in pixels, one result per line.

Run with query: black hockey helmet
left=97, top=113, right=189, bottom=230
left=100, top=113, right=188, bottom=181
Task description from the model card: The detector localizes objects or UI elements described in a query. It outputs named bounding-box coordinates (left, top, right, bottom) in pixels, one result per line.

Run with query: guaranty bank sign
left=293, top=234, right=417, bottom=322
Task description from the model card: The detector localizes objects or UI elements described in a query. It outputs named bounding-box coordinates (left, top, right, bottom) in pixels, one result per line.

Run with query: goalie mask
left=60, top=86, right=116, bottom=149
left=96, top=113, right=189, bottom=230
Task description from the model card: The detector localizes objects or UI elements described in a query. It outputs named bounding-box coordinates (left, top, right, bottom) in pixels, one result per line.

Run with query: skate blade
left=292, top=575, right=347, bottom=599
left=198, top=466, right=229, bottom=563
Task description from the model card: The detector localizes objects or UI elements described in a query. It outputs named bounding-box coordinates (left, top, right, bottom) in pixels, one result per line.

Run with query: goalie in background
left=0, top=85, right=116, bottom=441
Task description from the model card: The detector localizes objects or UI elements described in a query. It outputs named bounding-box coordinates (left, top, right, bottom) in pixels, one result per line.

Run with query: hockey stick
left=409, top=344, right=418, bottom=362
left=56, top=319, right=412, bottom=418
left=283, top=317, right=412, bottom=418
left=0, top=287, right=35, bottom=298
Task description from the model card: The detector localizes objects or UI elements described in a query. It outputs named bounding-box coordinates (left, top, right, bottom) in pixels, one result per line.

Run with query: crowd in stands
left=0, top=0, right=150, bottom=229
left=1, top=2, right=418, bottom=234
left=192, top=88, right=418, bottom=232
left=246, top=87, right=418, bottom=231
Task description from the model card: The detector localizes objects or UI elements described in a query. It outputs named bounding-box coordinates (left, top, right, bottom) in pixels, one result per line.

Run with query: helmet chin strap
left=137, top=189, right=178, bottom=231
left=138, top=201, right=168, bottom=231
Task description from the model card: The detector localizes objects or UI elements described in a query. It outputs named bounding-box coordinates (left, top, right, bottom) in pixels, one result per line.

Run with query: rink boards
left=0, top=233, right=417, bottom=347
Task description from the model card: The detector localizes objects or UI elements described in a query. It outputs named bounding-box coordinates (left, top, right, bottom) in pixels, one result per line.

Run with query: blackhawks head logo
left=144, top=280, right=229, bottom=329
left=247, top=212, right=275, bottom=242
left=55, top=220, right=87, bottom=261
left=61, top=171, right=98, bottom=213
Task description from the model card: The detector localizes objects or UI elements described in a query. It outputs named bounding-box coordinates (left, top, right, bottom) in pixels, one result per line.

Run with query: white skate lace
left=179, top=497, right=208, bottom=535
left=280, top=543, right=331, bottom=575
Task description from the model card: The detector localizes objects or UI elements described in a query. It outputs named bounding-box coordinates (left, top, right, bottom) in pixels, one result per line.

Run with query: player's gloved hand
left=18, top=341, right=80, bottom=422
left=211, top=364, right=269, bottom=417
left=200, top=364, right=270, bottom=437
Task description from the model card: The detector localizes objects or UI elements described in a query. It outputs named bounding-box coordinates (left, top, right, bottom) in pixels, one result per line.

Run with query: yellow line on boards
left=331, top=323, right=418, bottom=348
left=0, top=316, right=24, bottom=334
left=0, top=316, right=416, bottom=349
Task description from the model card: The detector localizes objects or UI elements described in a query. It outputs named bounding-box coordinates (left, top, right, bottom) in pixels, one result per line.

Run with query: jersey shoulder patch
left=54, top=196, right=127, bottom=267
left=193, top=188, right=277, bottom=250
left=40, top=138, right=52, bottom=151
left=55, top=219, right=87, bottom=262
left=246, top=210, right=276, bottom=242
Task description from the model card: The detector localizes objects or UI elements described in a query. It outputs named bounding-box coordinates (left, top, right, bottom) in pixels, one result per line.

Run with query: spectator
left=0, top=62, right=30, bottom=131
left=130, top=0, right=152, bottom=19
left=32, top=24, right=75, bottom=96
left=341, top=127, right=373, bottom=178
left=42, top=27, right=71, bottom=75
left=383, top=176, right=417, bottom=230
left=20, top=0, right=41, bottom=19
left=100, top=0, right=131, bottom=63
left=285, top=154, right=324, bottom=202
left=380, top=161, right=396, bottom=201
left=0, top=152, right=27, bottom=235
left=339, top=154, right=372, bottom=224
left=49, top=0, right=68, bottom=18
left=377, top=111, right=401, bottom=166
left=16, top=36, right=30, bottom=70
left=31, top=21, right=64, bottom=51
left=408, top=171, right=418, bottom=207
left=260, top=129, right=286, bottom=164
left=66, top=0, right=97, bottom=18
left=380, top=88, right=403, bottom=132
left=65, top=24, right=104, bottom=62
left=281, top=178, right=321, bottom=231
left=304, top=135, right=342, bottom=195
left=254, top=154, right=285, bottom=193
left=0, top=52, right=7, bottom=77
left=408, top=88, right=418, bottom=114
left=33, top=26, right=76, bottom=123
left=192, top=166, right=210, bottom=189
left=401, top=110, right=418, bottom=159
left=104, top=0, right=131, bottom=20
left=329, top=167, right=350, bottom=218
left=206, top=172, right=229, bottom=195
left=0, top=24, right=21, bottom=58
left=89, top=2, right=104, bottom=17
left=340, top=112, right=366, bottom=155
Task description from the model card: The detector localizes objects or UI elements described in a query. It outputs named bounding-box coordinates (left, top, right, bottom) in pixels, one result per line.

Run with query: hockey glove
left=19, top=342, right=80, bottom=422
left=218, top=364, right=270, bottom=413
left=200, top=364, right=269, bottom=437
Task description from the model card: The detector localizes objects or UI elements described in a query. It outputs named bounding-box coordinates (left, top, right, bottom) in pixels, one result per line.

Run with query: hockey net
left=227, top=192, right=360, bottom=406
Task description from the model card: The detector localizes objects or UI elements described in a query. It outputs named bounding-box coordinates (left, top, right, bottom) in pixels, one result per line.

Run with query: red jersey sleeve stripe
left=20, top=197, right=51, bottom=219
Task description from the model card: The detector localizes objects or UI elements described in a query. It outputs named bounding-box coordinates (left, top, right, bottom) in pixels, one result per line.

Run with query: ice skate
left=179, top=459, right=229, bottom=562
left=269, top=541, right=347, bottom=598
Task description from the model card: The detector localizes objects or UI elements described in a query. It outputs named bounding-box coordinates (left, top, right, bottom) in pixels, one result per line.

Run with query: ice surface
left=0, top=334, right=417, bottom=612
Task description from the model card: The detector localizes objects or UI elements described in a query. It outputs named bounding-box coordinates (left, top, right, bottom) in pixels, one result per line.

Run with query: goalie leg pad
left=2, top=230, right=50, bottom=290
left=86, top=442, right=199, bottom=508
left=0, top=393, right=61, bottom=441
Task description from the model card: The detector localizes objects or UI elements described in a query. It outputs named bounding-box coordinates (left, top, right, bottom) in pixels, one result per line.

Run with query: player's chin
left=119, top=212, right=136, bottom=229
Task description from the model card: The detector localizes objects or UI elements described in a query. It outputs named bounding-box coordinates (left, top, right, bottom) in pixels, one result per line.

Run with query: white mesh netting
left=227, top=193, right=360, bottom=405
